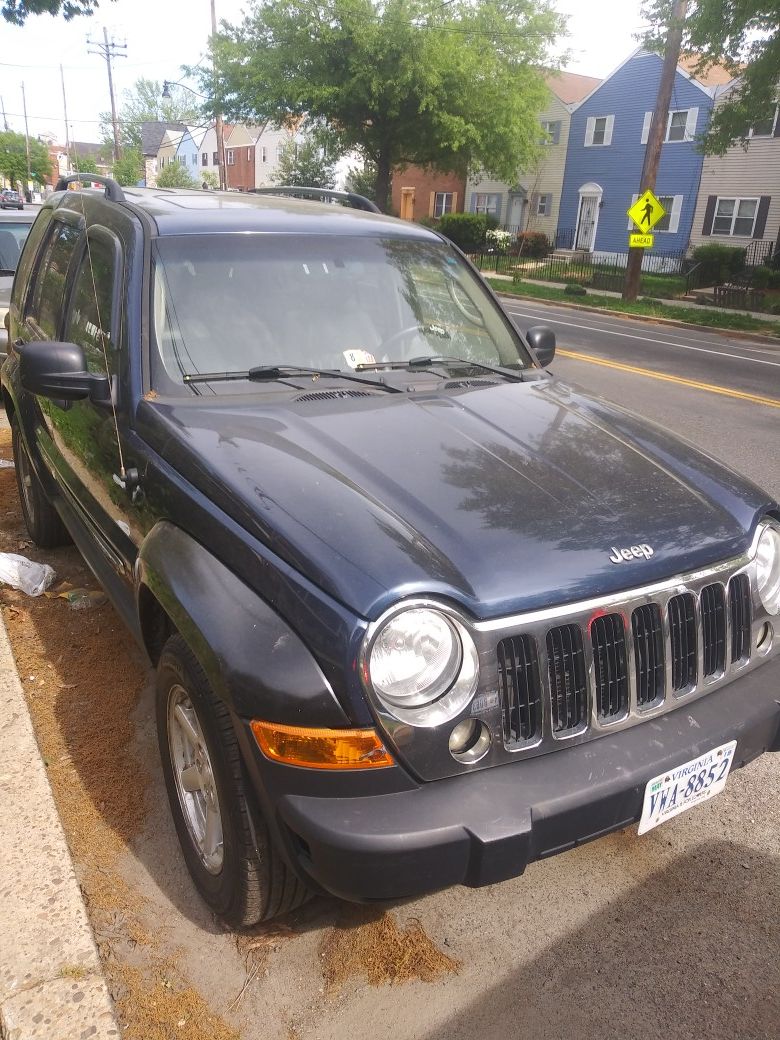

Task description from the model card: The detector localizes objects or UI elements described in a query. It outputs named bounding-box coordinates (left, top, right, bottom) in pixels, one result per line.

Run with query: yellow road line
left=558, top=348, right=780, bottom=410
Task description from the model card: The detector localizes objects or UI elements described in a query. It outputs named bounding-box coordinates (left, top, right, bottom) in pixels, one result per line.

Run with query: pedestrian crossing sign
left=627, top=191, right=666, bottom=233
left=629, top=233, right=654, bottom=248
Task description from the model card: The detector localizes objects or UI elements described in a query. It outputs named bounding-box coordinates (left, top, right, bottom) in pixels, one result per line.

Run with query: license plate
left=638, top=740, right=737, bottom=836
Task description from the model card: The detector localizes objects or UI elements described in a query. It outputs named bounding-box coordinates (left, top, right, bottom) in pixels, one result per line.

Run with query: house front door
left=508, top=194, right=525, bottom=230
left=400, top=187, right=415, bottom=221
left=575, top=194, right=599, bottom=251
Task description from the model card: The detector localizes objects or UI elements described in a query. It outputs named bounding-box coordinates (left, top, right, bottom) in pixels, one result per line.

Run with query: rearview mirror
left=525, top=326, right=556, bottom=368
left=19, top=341, right=111, bottom=403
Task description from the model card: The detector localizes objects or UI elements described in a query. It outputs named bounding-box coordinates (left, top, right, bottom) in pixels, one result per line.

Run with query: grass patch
left=487, top=278, right=780, bottom=337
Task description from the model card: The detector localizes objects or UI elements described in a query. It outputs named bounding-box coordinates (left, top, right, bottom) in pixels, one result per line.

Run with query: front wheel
left=12, top=420, right=70, bottom=548
left=156, top=634, right=310, bottom=927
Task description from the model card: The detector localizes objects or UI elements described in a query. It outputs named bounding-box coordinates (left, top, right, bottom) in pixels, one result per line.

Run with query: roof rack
left=54, top=174, right=125, bottom=203
left=248, top=186, right=381, bottom=214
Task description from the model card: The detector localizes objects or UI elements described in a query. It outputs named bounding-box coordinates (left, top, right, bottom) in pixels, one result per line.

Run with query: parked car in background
left=0, top=209, right=36, bottom=361
left=0, top=189, right=24, bottom=211
left=2, top=177, right=779, bottom=928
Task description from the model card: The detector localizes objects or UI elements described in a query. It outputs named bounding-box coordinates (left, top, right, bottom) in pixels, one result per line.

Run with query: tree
left=201, top=170, right=219, bottom=189
left=112, top=147, right=142, bottom=186
left=2, top=0, right=102, bottom=25
left=205, top=0, right=563, bottom=211
left=156, top=162, right=197, bottom=188
left=0, top=131, right=51, bottom=186
left=101, top=77, right=201, bottom=153
left=641, top=0, right=780, bottom=153
left=344, top=159, right=378, bottom=203
left=71, top=154, right=98, bottom=175
left=273, top=134, right=338, bottom=189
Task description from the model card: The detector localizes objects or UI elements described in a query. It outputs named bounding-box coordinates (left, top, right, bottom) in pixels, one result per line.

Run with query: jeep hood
left=139, top=379, right=772, bottom=620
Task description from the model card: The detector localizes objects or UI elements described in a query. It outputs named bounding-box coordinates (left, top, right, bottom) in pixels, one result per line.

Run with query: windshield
left=151, top=233, right=530, bottom=392
left=0, top=221, right=31, bottom=274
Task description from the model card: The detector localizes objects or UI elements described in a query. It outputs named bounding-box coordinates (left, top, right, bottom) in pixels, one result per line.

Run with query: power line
left=86, top=27, right=127, bottom=162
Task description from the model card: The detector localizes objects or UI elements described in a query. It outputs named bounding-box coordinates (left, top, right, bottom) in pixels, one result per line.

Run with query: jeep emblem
left=608, top=544, right=654, bottom=564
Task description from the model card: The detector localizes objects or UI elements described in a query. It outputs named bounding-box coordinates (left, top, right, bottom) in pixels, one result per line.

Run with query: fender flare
left=136, top=521, right=350, bottom=727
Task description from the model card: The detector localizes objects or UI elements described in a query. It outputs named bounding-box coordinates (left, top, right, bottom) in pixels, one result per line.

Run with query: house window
left=654, top=196, right=675, bottom=231
left=226, top=149, right=235, bottom=165
left=202, top=152, right=208, bottom=166
left=433, top=192, right=454, bottom=218
left=261, top=146, right=267, bottom=163
left=592, top=117, right=608, bottom=144
left=473, top=193, right=498, bottom=216
left=213, top=152, right=220, bottom=165
left=276, top=141, right=285, bottom=162
left=541, top=120, right=561, bottom=145
left=712, top=197, right=759, bottom=237
left=247, top=147, right=252, bottom=161
left=536, top=194, right=550, bottom=217
left=586, top=115, right=614, bottom=147
left=191, top=153, right=197, bottom=165
left=667, top=110, right=689, bottom=142
left=750, top=105, right=779, bottom=137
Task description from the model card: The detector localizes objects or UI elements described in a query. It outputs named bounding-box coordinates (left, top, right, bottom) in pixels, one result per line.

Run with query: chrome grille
left=494, top=556, right=756, bottom=753
left=592, top=613, right=628, bottom=719
left=631, top=604, right=664, bottom=707
left=729, top=574, right=751, bottom=663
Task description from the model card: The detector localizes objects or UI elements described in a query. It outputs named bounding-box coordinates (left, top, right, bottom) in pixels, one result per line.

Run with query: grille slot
left=631, top=604, right=665, bottom=707
left=592, top=613, right=628, bottom=719
left=295, top=389, right=376, bottom=401
left=497, top=635, right=541, bottom=744
left=546, top=625, right=588, bottom=733
left=444, top=379, right=500, bottom=390
left=701, top=583, right=726, bottom=677
left=668, top=593, right=697, bottom=691
left=728, top=574, right=751, bottom=664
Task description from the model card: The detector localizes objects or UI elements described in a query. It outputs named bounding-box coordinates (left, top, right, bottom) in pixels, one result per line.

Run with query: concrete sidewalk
left=0, top=413, right=120, bottom=1039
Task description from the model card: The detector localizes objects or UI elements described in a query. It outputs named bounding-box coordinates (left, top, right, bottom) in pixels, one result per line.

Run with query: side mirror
left=19, top=341, right=111, bottom=403
left=526, top=325, right=556, bottom=368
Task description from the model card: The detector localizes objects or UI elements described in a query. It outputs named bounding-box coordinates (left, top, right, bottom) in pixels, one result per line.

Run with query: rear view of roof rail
left=248, top=186, right=381, bottom=214
left=54, top=174, right=126, bottom=203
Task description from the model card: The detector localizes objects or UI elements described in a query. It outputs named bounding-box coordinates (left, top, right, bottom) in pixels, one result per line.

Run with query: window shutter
left=684, top=108, right=698, bottom=141
left=429, top=192, right=436, bottom=217
left=702, top=196, right=717, bottom=235
left=604, top=115, right=615, bottom=146
left=669, top=195, right=683, bottom=234
left=754, top=195, right=771, bottom=238
left=627, top=193, right=639, bottom=231
left=451, top=191, right=458, bottom=212
left=585, top=117, right=595, bottom=146
left=641, top=112, right=652, bottom=145
left=551, top=121, right=561, bottom=145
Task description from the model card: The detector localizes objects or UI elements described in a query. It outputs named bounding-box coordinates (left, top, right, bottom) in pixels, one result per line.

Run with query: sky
left=0, top=0, right=649, bottom=145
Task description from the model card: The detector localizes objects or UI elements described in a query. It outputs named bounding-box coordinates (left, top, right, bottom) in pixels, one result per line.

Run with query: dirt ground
left=2, top=416, right=779, bottom=1040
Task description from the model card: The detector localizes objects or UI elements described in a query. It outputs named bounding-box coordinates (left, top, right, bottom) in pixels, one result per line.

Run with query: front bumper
left=269, top=657, right=780, bottom=902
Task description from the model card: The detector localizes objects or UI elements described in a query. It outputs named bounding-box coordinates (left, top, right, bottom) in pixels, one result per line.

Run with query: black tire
left=12, top=420, right=70, bottom=548
left=156, top=633, right=310, bottom=927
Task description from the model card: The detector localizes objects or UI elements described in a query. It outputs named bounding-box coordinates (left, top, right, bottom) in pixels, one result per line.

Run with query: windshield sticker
left=343, top=349, right=376, bottom=369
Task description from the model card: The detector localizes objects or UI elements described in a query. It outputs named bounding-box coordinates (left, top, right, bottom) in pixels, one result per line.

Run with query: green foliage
left=564, top=282, right=587, bottom=295
left=751, top=265, right=780, bottom=289
left=204, top=0, right=563, bottom=211
left=272, top=135, right=338, bottom=189
left=0, top=130, right=51, bottom=185
left=112, top=148, right=142, bottom=186
left=436, top=212, right=498, bottom=253
left=101, top=78, right=202, bottom=152
left=2, top=0, right=98, bottom=24
left=692, top=243, right=746, bottom=283
left=156, top=161, right=196, bottom=188
left=515, top=230, right=550, bottom=258
left=641, top=1, right=780, bottom=154
left=71, top=154, right=98, bottom=175
left=200, top=170, right=219, bottom=189
left=344, top=159, right=378, bottom=203
left=416, top=215, right=439, bottom=229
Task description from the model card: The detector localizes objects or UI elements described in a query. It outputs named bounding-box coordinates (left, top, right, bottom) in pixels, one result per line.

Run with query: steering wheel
left=377, top=324, right=433, bottom=357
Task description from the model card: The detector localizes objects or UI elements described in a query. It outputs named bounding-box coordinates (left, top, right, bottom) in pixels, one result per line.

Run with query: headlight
left=365, top=606, right=479, bottom=725
left=756, top=522, right=780, bottom=615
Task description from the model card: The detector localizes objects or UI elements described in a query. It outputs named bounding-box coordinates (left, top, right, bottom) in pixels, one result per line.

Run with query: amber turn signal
left=250, top=720, right=395, bottom=770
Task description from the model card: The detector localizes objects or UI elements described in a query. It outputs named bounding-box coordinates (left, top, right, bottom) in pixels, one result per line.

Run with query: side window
left=26, top=220, right=80, bottom=339
left=65, top=236, right=117, bottom=374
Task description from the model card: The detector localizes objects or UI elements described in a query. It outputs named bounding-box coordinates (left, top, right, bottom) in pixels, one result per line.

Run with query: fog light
left=756, top=622, right=773, bottom=654
left=448, top=719, right=491, bottom=764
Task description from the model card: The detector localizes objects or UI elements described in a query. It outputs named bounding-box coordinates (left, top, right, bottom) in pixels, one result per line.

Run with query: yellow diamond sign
left=627, top=190, right=666, bottom=233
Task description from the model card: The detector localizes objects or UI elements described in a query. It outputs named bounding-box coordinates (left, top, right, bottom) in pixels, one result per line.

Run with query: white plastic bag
left=0, top=553, right=56, bottom=597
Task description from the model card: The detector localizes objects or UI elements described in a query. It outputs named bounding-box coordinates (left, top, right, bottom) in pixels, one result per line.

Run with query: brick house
left=390, top=167, right=467, bottom=221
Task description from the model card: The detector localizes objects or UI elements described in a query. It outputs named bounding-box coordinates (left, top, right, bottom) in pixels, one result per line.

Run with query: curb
left=0, top=607, right=120, bottom=1038
left=494, top=291, right=780, bottom=346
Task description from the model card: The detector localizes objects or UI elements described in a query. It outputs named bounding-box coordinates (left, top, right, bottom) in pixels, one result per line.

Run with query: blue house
left=558, top=49, right=723, bottom=259
left=174, top=126, right=205, bottom=181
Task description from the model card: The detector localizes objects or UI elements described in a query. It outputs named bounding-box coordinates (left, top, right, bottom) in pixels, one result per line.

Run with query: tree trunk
left=374, top=151, right=392, bottom=214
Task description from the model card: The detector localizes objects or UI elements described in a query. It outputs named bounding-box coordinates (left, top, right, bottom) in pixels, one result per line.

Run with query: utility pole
left=60, top=65, right=71, bottom=172
left=0, top=96, right=8, bottom=131
left=87, top=26, right=127, bottom=164
left=21, top=82, right=31, bottom=196
left=623, top=0, right=689, bottom=301
left=210, top=0, right=227, bottom=190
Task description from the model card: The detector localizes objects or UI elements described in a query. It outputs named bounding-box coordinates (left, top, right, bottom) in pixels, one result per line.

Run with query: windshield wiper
left=357, top=355, right=524, bottom=382
left=182, top=364, right=403, bottom=392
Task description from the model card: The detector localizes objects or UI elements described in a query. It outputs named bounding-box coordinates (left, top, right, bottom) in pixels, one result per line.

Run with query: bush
left=416, top=215, right=438, bottom=230
left=564, top=282, right=587, bottom=296
left=750, top=265, right=780, bottom=290
left=692, top=243, right=746, bottom=285
left=437, top=212, right=498, bottom=253
left=515, top=231, right=551, bottom=259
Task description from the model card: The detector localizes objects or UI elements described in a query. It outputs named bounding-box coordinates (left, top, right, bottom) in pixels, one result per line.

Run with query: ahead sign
left=628, top=190, right=666, bottom=233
